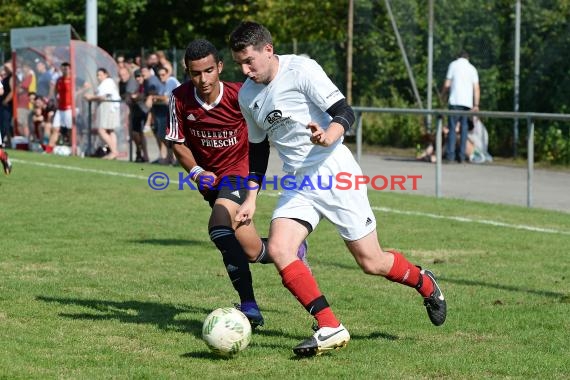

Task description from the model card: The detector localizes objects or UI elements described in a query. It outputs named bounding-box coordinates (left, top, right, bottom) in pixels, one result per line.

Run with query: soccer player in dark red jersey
left=165, top=39, right=308, bottom=328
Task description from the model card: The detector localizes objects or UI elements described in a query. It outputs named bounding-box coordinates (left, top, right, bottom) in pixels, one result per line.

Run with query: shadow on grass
left=36, top=296, right=207, bottom=338
left=36, top=295, right=401, bottom=357
left=129, top=238, right=210, bottom=247
left=442, top=277, right=566, bottom=299
left=35, top=296, right=326, bottom=342
left=181, top=351, right=235, bottom=360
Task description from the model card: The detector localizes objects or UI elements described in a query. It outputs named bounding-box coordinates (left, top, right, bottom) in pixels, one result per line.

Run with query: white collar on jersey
left=194, top=81, right=224, bottom=111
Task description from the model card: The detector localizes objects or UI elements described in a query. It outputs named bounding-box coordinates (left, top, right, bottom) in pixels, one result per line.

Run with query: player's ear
left=264, top=44, right=274, bottom=55
left=218, top=61, right=224, bottom=74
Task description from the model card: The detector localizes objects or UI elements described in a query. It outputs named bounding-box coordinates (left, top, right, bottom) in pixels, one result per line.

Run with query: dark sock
left=209, top=226, right=255, bottom=302
left=253, top=238, right=273, bottom=264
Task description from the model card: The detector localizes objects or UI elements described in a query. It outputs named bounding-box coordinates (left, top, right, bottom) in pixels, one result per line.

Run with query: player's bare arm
left=308, top=98, right=355, bottom=146
left=172, top=142, right=218, bottom=187
left=307, top=122, right=344, bottom=147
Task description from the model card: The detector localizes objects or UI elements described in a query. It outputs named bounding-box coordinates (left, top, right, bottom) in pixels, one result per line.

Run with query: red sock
left=386, top=250, right=434, bottom=297
left=280, top=260, right=340, bottom=328
left=0, top=149, right=6, bottom=160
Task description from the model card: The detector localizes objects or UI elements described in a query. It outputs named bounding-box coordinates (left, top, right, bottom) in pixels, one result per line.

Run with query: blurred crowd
left=0, top=49, right=182, bottom=164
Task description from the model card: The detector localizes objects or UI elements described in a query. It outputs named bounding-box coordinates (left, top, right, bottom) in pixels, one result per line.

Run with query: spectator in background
left=84, top=68, right=121, bottom=159
left=126, top=57, right=139, bottom=74
left=15, top=61, right=36, bottom=138
left=31, top=95, right=55, bottom=143
left=35, top=59, right=52, bottom=99
left=155, top=50, right=174, bottom=77
left=0, top=80, right=12, bottom=175
left=440, top=50, right=480, bottom=163
left=146, top=53, right=160, bottom=75
left=116, top=54, right=127, bottom=71
left=0, top=63, right=13, bottom=145
left=46, top=62, right=72, bottom=153
left=140, top=65, right=163, bottom=163
left=120, top=67, right=148, bottom=162
left=133, top=55, right=143, bottom=71
left=149, top=65, right=180, bottom=164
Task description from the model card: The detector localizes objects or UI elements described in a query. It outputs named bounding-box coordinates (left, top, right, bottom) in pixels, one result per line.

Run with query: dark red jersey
left=166, top=81, right=249, bottom=178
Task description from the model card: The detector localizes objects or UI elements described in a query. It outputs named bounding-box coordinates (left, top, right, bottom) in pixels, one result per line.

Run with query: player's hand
left=195, top=171, right=217, bottom=190
left=307, top=122, right=331, bottom=147
left=235, top=199, right=256, bottom=224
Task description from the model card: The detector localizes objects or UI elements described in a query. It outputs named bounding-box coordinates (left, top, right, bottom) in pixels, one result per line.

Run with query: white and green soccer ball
left=202, top=307, right=252, bottom=357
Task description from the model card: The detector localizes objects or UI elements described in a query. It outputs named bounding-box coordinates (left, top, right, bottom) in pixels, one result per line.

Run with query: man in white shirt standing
left=230, top=21, right=446, bottom=357
left=441, top=50, right=480, bottom=163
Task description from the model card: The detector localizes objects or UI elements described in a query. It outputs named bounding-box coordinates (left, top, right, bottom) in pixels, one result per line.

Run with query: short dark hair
left=61, top=62, right=70, bottom=68
left=184, top=39, right=221, bottom=68
left=229, top=21, right=273, bottom=52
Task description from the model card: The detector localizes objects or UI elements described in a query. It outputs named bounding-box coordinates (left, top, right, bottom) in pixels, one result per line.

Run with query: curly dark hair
left=184, top=39, right=221, bottom=68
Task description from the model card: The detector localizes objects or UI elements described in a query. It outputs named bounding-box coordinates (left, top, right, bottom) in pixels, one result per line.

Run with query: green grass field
left=1, top=150, right=569, bottom=379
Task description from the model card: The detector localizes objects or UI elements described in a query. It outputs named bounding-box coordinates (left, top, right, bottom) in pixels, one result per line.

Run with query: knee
left=266, top=240, right=284, bottom=259
left=359, top=261, right=383, bottom=275
left=357, top=254, right=392, bottom=276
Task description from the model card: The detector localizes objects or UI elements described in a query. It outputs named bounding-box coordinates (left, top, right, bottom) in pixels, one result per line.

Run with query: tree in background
left=1, top=0, right=569, bottom=162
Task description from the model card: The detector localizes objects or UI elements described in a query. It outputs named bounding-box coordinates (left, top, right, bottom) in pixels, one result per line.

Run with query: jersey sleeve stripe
left=165, top=93, right=185, bottom=142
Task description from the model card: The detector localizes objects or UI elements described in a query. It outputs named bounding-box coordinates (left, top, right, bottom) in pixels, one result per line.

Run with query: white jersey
left=238, top=55, right=345, bottom=173
left=446, top=57, right=479, bottom=108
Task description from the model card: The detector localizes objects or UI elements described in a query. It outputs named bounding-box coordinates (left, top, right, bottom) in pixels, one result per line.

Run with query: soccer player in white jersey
left=230, top=21, right=446, bottom=357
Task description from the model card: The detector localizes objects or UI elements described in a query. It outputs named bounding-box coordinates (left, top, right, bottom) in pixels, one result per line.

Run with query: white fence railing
left=352, top=107, right=570, bottom=208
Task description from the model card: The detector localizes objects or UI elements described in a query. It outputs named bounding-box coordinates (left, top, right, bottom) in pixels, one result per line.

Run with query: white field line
left=14, top=158, right=570, bottom=236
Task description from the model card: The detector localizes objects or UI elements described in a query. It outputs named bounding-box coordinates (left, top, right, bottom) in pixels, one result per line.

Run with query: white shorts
left=272, top=144, right=377, bottom=241
left=53, top=109, right=72, bottom=129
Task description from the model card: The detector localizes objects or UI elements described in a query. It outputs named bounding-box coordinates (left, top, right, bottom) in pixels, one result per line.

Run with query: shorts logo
left=264, top=110, right=282, bottom=124
left=253, top=102, right=259, bottom=110
left=231, top=190, right=241, bottom=198
left=365, top=217, right=373, bottom=226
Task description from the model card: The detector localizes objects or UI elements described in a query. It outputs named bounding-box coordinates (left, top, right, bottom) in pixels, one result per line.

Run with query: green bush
left=534, top=125, right=569, bottom=164
left=359, top=91, right=424, bottom=148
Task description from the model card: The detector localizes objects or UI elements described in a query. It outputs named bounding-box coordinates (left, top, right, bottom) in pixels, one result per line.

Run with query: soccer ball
left=202, top=307, right=252, bottom=357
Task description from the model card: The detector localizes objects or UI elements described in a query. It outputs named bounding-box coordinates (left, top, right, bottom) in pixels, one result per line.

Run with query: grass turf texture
left=1, top=150, right=569, bottom=379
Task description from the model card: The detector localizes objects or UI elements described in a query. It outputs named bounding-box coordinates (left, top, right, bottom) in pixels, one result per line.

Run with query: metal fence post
left=527, top=117, right=534, bottom=208
left=86, top=100, right=92, bottom=156
left=356, top=112, right=363, bottom=164
left=435, top=116, right=442, bottom=198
